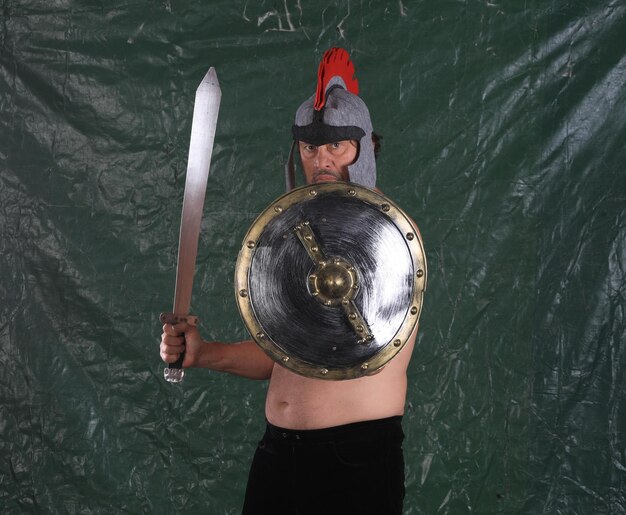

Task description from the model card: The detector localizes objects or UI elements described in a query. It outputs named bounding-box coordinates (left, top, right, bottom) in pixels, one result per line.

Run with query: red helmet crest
left=314, top=47, right=359, bottom=111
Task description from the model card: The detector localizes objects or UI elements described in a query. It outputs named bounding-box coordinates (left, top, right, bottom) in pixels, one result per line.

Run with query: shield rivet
left=348, top=189, right=356, bottom=196
left=406, top=232, right=414, bottom=241
left=349, top=313, right=357, bottom=320
left=382, top=203, right=390, bottom=212
left=309, top=190, right=317, bottom=196
left=239, top=289, right=248, bottom=297
left=274, top=206, right=283, bottom=213
left=361, top=363, right=369, bottom=370
left=282, top=356, right=290, bottom=363
left=246, top=240, right=256, bottom=249
left=321, top=368, right=328, bottom=375
left=417, top=269, right=424, bottom=277
left=356, top=325, right=364, bottom=332
left=394, top=339, right=402, bottom=347
left=411, top=306, right=418, bottom=315
left=256, top=332, right=265, bottom=339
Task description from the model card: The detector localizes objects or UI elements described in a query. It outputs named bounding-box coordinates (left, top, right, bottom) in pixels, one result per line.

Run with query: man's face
left=298, top=140, right=358, bottom=185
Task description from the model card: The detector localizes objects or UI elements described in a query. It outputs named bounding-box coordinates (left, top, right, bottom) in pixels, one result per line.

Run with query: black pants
left=242, top=416, right=405, bottom=515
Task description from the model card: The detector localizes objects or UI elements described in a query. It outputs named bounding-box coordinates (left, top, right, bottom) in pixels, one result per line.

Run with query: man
left=160, top=48, right=419, bottom=514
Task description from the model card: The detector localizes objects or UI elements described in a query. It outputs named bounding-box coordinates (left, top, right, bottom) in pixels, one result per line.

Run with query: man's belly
left=265, top=363, right=408, bottom=430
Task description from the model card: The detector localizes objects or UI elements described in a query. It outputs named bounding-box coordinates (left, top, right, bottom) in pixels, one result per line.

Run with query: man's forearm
left=194, top=339, right=274, bottom=380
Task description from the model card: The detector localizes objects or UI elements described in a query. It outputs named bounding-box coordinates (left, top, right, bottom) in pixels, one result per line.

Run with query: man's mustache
left=313, top=170, right=342, bottom=181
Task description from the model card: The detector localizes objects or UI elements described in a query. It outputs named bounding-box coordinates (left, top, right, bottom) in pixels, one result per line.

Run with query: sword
left=160, top=67, right=221, bottom=383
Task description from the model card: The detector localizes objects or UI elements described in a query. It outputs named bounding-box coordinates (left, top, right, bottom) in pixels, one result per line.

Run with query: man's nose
left=315, top=147, right=333, bottom=169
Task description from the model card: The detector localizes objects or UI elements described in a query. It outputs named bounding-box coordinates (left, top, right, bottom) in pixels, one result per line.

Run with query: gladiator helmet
left=285, top=48, right=376, bottom=191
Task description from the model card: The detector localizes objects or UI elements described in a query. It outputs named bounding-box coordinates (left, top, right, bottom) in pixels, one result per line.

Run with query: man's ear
left=352, top=140, right=361, bottom=165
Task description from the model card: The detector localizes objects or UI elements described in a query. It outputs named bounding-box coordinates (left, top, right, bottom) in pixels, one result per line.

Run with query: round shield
left=234, top=182, right=426, bottom=380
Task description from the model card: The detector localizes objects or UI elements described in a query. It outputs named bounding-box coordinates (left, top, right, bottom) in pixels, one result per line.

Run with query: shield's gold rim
left=234, top=182, right=427, bottom=380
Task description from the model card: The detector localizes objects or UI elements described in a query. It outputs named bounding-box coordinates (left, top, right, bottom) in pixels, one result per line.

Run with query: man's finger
left=161, top=349, right=182, bottom=363
left=162, top=322, right=189, bottom=336
left=162, top=343, right=184, bottom=355
left=162, top=333, right=185, bottom=347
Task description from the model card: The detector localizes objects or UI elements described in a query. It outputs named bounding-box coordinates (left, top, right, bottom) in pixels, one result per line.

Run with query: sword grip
left=160, top=312, right=199, bottom=383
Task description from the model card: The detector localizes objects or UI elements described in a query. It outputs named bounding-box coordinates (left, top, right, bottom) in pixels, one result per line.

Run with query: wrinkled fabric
left=1, top=1, right=624, bottom=513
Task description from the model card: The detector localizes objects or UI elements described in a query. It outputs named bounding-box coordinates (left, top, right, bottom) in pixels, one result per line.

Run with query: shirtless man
left=160, top=49, right=419, bottom=514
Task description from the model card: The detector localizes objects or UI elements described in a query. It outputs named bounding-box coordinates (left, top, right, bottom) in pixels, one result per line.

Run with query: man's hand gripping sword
left=160, top=68, right=221, bottom=383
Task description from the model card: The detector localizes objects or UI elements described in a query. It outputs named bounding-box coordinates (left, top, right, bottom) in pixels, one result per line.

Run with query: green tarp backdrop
left=1, top=1, right=625, bottom=513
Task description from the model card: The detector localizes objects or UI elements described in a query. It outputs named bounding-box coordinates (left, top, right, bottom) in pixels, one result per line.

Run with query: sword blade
left=174, top=68, right=221, bottom=315
left=162, top=67, right=221, bottom=383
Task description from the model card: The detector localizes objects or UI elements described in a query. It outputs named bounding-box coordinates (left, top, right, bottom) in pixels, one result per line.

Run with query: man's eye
left=328, top=142, right=346, bottom=154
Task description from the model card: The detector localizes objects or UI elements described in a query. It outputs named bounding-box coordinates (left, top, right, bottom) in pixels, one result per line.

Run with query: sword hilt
left=160, top=312, right=199, bottom=383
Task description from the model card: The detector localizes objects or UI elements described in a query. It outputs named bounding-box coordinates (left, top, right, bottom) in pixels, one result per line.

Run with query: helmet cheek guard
left=285, top=49, right=377, bottom=191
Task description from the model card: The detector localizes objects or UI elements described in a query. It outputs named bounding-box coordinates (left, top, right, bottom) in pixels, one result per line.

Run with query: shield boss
left=235, top=183, right=426, bottom=380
